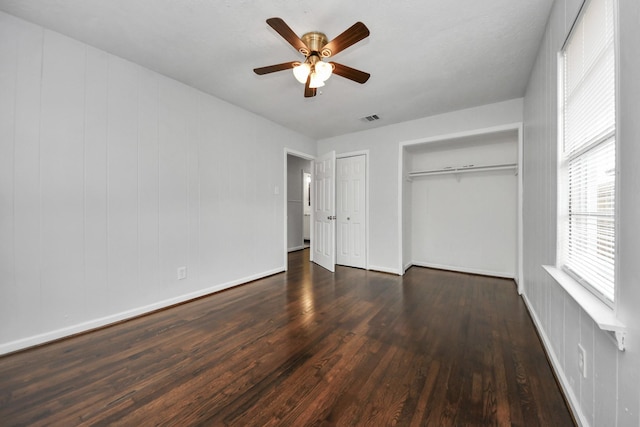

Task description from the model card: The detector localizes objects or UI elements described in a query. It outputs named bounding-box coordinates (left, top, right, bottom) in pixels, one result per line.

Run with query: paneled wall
left=522, top=0, right=640, bottom=425
left=0, top=12, right=315, bottom=354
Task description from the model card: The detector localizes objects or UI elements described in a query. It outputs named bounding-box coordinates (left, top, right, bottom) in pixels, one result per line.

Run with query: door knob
left=347, top=217, right=351, bottom=220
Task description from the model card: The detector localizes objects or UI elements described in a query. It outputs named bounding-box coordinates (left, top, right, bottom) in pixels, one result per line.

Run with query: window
left=558, top=0, right=617, bottom=305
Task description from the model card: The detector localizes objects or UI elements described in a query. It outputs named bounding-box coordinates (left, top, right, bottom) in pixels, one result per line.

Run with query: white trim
left=368, top=265, right=403, bottom=275
left=284, top=148, right=315, bottom=271
left=288, top=245, right=305, bottom=252
left=285, top=148, right=316, bottom=160
left=0, top=267, right=284, bottom=356
left=400, top=122, right=524, bottom=148
left=410, top=261, right=515, bottom=279
left=613, top=0, right=621, bottom=306
left=516, top=122, right=524, bottom=293
left=543, top=265, right=626, bottom=350
left=397, top=142, right=405, bottom=275
left=522, top=293, right=588, bottom=427
left=404, top=262, right=412, bottom=273
left=336, top=150, right=369, bottom=159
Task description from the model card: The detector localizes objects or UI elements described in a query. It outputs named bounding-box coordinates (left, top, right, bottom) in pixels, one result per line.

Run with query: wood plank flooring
left=0, top=249, right=574, bottom=426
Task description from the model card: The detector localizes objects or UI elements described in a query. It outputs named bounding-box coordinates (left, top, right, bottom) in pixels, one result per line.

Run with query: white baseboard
left=368, top=265, right=403, bottom=275
left=403, top=262, right=412, bottom=274
left=287, top=245, right=305, bottom=252
left=522, top=294, right=587, bottom=427
left=410, top=261, right=514, bottom=279
left=0, top=267, right=284, bottom=356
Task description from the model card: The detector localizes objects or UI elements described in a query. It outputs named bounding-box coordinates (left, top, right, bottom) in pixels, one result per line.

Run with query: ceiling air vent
left=361, top=114, right=380, bottom=122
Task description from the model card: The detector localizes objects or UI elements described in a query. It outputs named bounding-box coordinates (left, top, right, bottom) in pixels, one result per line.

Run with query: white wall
left=407, top=132, right=518, bottom=278
left=0, top=12, right=315, bottom=354
left=287, top=155, right=311, bottom=251
left=317, top=99, right=523, bottom=274
left=522, top=0, right=640, bottom=425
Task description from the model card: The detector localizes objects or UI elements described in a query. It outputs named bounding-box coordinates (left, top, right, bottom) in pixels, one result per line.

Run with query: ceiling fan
left=253, top=18, right=371, bottom=97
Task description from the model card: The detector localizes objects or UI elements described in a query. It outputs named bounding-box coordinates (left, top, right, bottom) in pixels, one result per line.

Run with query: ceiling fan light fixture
left=293, top=62, right=311, bottom=84
left=309, top=72, right=325, bottom=88
left=255, top=18, right=370, bottom=97
left=314, top=60, right=333, bottom=82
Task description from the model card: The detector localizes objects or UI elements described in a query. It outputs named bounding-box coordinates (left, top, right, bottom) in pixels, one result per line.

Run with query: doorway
left=286, top=153, right=312, bottom=255
left=303, top=172, right=311, bottom=248
left=398, top=124, right=524, bottom=291
left=285, top=149, right=369, bottom=273
left=310, top=151, right=369, bottom=273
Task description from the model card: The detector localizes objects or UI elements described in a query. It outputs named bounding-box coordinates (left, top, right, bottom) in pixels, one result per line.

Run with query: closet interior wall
left=405, top=130, right=518, bottom=278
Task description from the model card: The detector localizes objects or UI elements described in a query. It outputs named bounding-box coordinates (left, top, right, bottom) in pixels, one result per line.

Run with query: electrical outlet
left=177, top=266, right=187, bottom=280
left=578, top=343, right=587, bottom=378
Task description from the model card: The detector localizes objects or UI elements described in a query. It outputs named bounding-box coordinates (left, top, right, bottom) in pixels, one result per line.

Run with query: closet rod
left=408, top=163, right=517, bottom=178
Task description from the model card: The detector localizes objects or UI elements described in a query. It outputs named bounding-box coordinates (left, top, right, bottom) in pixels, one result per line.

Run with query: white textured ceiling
left=0, top=0, right=553, bottom=139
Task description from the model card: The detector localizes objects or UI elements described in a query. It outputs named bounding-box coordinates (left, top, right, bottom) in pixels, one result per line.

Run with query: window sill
left=542, top=265, right=626, bottom=351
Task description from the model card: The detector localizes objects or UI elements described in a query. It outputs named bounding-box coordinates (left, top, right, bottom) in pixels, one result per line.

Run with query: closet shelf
left=408, top=163, right=517, bottom=178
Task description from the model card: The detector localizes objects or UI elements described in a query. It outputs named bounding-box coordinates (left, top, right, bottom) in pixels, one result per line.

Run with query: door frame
left=336, top=150, right=370, bottom=270
left=284, top=148, right=315, bottom=271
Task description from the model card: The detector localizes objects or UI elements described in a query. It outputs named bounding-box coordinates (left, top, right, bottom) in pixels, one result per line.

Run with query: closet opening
left=399, top=124, right=523, bottom=292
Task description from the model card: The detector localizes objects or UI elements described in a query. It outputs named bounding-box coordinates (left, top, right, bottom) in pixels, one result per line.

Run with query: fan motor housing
left=301, top=32, right=331, bottom=57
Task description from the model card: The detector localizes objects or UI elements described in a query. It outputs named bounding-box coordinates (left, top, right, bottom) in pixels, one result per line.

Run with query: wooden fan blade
left=330, top=62, right=370, bottom=84
left=321, top=22, right=369, bottom=57
left=304, top=74, right=317, bottom=98
left=253, top=61, right=298, bottom=75
left=266, top=17, right=309, bottom=54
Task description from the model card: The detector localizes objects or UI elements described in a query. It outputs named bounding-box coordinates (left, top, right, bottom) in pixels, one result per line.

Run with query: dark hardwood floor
left=0, top=249, right=574, bottom=426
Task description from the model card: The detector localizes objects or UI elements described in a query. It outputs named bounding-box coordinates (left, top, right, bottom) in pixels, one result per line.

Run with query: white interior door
left=336, top=155, right=366, bottom=268
left=312, top=151, right=336, bottom=272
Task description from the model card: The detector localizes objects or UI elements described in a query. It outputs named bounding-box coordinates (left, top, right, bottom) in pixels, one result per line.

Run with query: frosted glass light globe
left=293, top=63, right=311, bottom=84
left=309, top=73, right=325, bottom=88
left=314, top=61, right=332, bottom=82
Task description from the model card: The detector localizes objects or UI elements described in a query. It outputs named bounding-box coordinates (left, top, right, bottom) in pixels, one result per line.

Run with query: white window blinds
left=561, top=0, right=616, bottom=303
